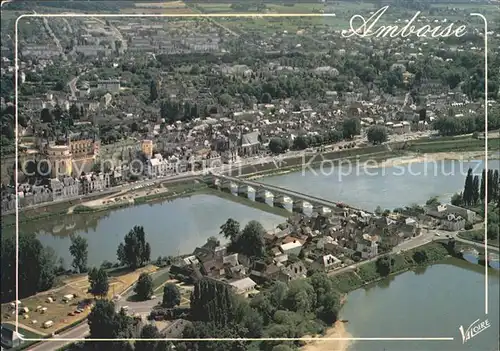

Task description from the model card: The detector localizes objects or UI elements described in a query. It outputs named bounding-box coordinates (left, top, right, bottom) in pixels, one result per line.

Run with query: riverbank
left=302, top=321, right=352, bottom=351
left=4, top=134, right=498, bottom=224
left=373, top=150, right=497, bottom=169
left=72, top=181, right=207, bottom=214
left=304, top=241, right=495, bottom=350
left=240, top=136, right=499, bottom=179
left=328, top=242, right=457, bottom=294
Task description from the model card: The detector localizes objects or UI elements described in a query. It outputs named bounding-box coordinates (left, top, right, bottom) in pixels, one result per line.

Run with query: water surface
left=341, top=259, right=499, bottom=351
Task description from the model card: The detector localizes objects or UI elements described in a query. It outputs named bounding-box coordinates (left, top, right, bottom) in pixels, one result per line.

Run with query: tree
left=261, top=92, right=272, bottom=103
left=220, top=218, right=240, bottom=242
left=190, top=278, right=236, bottom=326
left=472, top=175, right=480, bottom=205
left=219, top=93, right=232, bottom=107
left=134, top=273, right=153, bottom=301
left=269, top=137, right=289, bottom=154
left=69, top=234, right=88, bottom=273
left=375, top=256, right=392, bottom=277
left=40, top=108, right=53, bottom=123
left=150, top=80, right=158, bottom=102
left=88, top=267, right=109, bottom=298
left=88, top=300, right=133, bottom=339
left=162, top=283, right=181, bottom=308
left=463, top=168, right=474, bottom=206
left=412, top=249, right=428, bottom=264
left=69, top=104, right=80, bottom=120
left=426, top=196, right=440, bottom=206
left=38, top=246, right=57, bottom=292
left=292, top=135, right=310, bottom=150
left=1, top=233, right=57, bottom=302
left=493, top=169, right=499, bottom=202
left=479, top=169, right=486, bottom=203
left=451, top=192, right=463, bottom=206
left=230, top=220, right=266, bottom=258
left=367, top=125, right=388, bottom=145
left=487, top=223, right=499, bottom=240
left=136, top=325, right=170, bottom=351
left=342, top=118, right=361, bottom=139
left=117, top=226, right=151, bottom=269
left=316, top=291, right=341, bottom=324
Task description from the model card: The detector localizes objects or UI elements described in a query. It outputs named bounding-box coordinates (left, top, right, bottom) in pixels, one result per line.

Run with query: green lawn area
left=152, top=270, right=172, bottom=291
left=404, top=137, right=499, bottom=153
left=458, top=229, right=499, bottom=248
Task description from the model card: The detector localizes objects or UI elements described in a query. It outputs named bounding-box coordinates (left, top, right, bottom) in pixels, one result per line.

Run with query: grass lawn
left=458, top=228, right=499, bottom=248
left=152, top=270, right=173, bottom=291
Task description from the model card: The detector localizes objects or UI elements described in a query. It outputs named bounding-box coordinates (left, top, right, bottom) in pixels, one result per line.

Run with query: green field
left=458, top=229, right=499, bottom=248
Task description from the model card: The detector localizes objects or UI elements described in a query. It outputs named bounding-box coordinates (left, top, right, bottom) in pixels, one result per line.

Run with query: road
left=92, top=17, right=127, bottom=52
left=28, top=269, right=169, bottom=351
left=41, top=16, right=66, bottom=60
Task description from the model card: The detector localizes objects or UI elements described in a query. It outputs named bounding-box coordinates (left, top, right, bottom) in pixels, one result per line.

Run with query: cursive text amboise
left=342, top=6, right=467, bottom=38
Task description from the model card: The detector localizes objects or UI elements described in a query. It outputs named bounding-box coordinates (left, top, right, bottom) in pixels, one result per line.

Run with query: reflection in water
left=374, top=274, right=395, bottom=289
left=413, top=266, right=428, bottom=275
left=5, top=194, right=284, bottom=266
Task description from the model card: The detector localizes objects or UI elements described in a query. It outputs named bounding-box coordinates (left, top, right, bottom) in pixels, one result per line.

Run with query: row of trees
left=453, top=168, right=500, bottom=208
left=268, top=119, right=390, bottom=155
left=1, top=233, right=58, bottom=302
left=433, top=112, right=500, bottom=137
left=180, top=272, right=344, bottom=351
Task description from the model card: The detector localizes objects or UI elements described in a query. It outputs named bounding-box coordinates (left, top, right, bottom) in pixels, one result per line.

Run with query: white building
left=229, top=277, right=257, bottom=295
left=356, top=234, right=379, bottom=259
left=145, top=155, right=176, bottom=178
left=279, top=240, right=303, bottom=256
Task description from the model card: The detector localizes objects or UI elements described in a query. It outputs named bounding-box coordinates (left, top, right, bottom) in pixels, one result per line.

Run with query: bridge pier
left=221, top=179, right=237, bottom=192
left=274, top=194, right=292, bottom=209
left=313, top=205, right=332, bottom=216
left=255, top=188, right=273, bottom=203
left=210, top=176, right=221, bottom=188
left=293, top=199, right=306, bottom=213
left=237, top=184, right=255, bottom=198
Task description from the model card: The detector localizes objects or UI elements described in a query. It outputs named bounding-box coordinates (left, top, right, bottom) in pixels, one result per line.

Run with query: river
left=260, top=159, right=499, bottom=211
left=340, top=259, right=499, bottom=351
left=8, top=194, right=284, bottom=267
left=7, top=159, right=499, bottom=267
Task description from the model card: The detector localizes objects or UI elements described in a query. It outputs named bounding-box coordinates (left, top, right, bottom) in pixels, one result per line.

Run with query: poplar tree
left=480, top=169, right=486, bottom=203
left=493, top=170, right=499, bottom=202
left=487, top=169, right=494, bottom=203
left=472, top=175, right=480, bottom=205
left=463, top=168, right=474, bottom=206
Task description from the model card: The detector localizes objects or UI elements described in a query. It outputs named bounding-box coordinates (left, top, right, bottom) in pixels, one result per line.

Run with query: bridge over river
left=207, top=173, right=371, bottom=215
left=207, top=174, right=500, bottom=255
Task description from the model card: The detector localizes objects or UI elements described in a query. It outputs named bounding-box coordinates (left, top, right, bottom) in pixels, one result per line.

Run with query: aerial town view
left=0, top=0, right=499, bottom=351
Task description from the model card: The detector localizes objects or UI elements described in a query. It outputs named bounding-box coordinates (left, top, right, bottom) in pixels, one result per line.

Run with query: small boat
left=339, top=319, right=349, bottom=323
